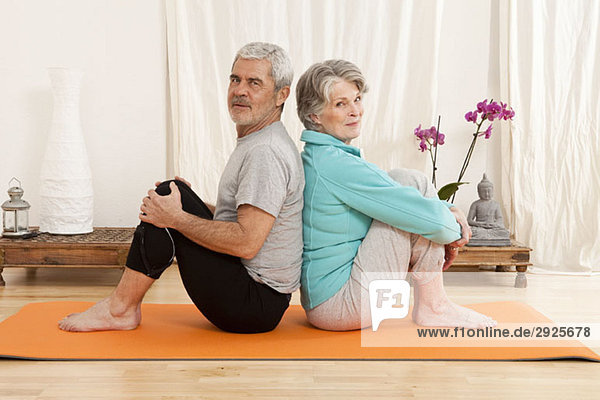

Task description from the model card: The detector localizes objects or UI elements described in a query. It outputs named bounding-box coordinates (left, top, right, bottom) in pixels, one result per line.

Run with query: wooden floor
left=1, top=266, right=599, bottom=399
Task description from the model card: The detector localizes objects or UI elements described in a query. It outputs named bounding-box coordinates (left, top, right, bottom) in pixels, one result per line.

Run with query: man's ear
left=276, top=86, right=290, bottom=107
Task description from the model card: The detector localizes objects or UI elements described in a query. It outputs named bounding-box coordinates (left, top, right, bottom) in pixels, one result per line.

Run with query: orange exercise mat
left=0, top=301, right=598, bottom=361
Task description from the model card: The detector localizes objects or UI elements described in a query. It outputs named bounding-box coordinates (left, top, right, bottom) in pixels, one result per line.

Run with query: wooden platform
left=0, top=228, right=531, bottom=288
left=451, top=241, right=532, bottom=287
left=0, top=228, right=133, bottom=286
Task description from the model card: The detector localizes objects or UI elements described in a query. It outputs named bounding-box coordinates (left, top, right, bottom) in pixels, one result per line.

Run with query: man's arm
left=173, top=204, right=273, bottom=259
left=141, top=182, right=274, bottom=259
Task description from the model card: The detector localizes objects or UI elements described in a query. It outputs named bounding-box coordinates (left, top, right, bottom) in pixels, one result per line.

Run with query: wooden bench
left=0, top=228, right=531, bottom=288
left=0, top=228, right=133, bottom=286
left=450, top=241, right=532, bottom=287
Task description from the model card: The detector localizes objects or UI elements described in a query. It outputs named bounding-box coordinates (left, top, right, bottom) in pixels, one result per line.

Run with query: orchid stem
left=450, top=119, right=484, bottom=203
left=432, top=115, right=441, bottom=187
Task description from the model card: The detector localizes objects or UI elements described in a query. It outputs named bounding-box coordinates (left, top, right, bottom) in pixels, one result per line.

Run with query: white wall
left=0, top=0, right=503, bottom=228
left=0, top=0, right=167, bottom=228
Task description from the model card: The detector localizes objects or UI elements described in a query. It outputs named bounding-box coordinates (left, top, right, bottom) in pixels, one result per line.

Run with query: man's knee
left=155, top=179, right=212, bottom=219
left=155, top=179, right=189, bottom=196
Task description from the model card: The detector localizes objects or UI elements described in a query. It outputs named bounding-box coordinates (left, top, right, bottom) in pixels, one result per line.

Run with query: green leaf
left=437, top=182, right=469, bottom=201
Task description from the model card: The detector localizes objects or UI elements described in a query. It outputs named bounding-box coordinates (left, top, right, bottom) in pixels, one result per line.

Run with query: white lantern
left=2, top=178, right=34, bottom=238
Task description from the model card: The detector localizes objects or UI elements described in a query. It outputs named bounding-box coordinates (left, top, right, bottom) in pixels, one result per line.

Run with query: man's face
left=228, top=58, right=279, bottom=129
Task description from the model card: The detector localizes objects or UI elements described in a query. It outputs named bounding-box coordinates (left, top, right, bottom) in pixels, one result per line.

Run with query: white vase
left=39, top=67, right=94, bottom=234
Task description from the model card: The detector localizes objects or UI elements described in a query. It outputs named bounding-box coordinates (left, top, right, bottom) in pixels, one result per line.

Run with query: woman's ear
left=310, top=113, right=321, bottom=125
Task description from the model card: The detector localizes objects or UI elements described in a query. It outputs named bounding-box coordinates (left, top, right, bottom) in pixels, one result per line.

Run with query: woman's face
left=312, top=80, right=363, bottom=144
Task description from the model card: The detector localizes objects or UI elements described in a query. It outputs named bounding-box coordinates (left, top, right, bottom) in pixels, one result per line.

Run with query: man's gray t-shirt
left=213, top=121, right=304, bottom=293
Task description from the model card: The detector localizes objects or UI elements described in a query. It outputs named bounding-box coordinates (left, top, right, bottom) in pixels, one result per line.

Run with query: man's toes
left=58, top=317, right=69, bottom=328
left=58, top=316, right=77, bottom=332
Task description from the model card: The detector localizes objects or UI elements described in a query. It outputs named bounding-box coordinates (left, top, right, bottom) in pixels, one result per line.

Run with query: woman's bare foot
left=412, top=274, right=497, bottom=329
left=412, top=299, right=497, bottom=328
left=58, top=297, right=141, bottom=332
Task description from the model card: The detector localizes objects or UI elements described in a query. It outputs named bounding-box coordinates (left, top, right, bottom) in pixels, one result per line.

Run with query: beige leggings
left=305, top=168, right=445, bottom=331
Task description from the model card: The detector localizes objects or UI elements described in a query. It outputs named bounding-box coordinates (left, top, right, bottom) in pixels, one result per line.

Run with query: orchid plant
left=414, top=116, right=444, bottom=187
left=414, top=99, right=515, bottom=202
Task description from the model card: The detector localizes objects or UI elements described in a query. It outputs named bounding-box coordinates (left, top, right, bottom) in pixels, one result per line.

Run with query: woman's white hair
left=233, top=42, right=293, bottom=91
left=295, top=59, right=368, bottom=131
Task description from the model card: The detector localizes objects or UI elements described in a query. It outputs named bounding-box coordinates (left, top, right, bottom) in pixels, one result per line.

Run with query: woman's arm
left=315, top=148, right=462, bottom=244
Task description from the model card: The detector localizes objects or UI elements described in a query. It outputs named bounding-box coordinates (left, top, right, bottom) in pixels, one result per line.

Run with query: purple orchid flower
left=414, top=124, right=423, bottom=138
left=445, top=99, right=516, bottom=202
left=483, top=124, right=493, bottom=139
left=414, top=124, right=445, bottom=152
left=465, top=111, right=478, bottom=123
left=477, top=99, right=488, bottom=113
left=502, top=106, right=515, bottom=120
left=436, top=132, right=445, bottom=145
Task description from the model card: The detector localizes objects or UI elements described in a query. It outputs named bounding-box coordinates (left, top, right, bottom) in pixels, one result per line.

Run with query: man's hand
left=154, top=176, right=192, bottom=188
left=140, top=181, right=184, bottom=228
left=154, top=177, right=216, bottom=215
left=443, top=207, right=473, bottom=271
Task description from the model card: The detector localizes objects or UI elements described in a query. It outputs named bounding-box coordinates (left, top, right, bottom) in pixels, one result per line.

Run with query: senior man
left=59, top=42, right=304, bottom=334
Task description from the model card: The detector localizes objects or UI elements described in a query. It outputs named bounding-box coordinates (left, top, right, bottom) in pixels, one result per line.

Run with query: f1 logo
left=368, top=280, right=410, bottom=331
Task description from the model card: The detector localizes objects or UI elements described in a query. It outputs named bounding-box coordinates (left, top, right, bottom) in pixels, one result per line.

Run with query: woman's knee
left=387, top=168, right=435, bottom=197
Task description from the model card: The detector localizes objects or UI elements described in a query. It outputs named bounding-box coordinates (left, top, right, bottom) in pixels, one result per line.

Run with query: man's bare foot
left=411, top=274, right=497, bottom=329
left=58, top=297, right=141, bottom=332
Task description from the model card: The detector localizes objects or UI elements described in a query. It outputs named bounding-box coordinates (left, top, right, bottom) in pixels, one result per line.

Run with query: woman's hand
left=449, top=206, right=472, bottom=246
left=443, top=244, right=460, bottom=271
left=443, top=207, right=473, bottom=270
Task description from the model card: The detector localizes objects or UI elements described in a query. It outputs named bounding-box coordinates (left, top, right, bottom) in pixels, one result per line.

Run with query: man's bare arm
left=205, top=203, right=216, bottom=214
left=173, top=204, right=273, bottom=259
left=141, top=182, right=274, bottom=259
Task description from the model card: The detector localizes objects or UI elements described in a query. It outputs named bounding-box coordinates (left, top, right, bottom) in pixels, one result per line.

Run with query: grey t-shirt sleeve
left=235, top=144, right=288, bottom=217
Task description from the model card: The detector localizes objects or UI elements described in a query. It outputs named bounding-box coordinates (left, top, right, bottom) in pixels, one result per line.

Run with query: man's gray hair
left=233, top=42, right=293, bottom=91
left=295, top=59, right=368, bottom=131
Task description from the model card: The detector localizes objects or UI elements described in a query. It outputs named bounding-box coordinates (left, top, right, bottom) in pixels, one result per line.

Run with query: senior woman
left=296, top=60, right=497, bottom=331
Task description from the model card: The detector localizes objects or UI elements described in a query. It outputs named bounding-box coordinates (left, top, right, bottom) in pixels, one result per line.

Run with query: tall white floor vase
left=39, top=68, right=94, bottom=234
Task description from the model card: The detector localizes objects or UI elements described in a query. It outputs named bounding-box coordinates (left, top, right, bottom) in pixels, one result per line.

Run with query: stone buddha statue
left=466, top=174, right=511, bottom=246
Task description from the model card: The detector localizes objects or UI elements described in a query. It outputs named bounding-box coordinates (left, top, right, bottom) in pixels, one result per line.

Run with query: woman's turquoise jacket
left=300, top=129, right=462, bottom=310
